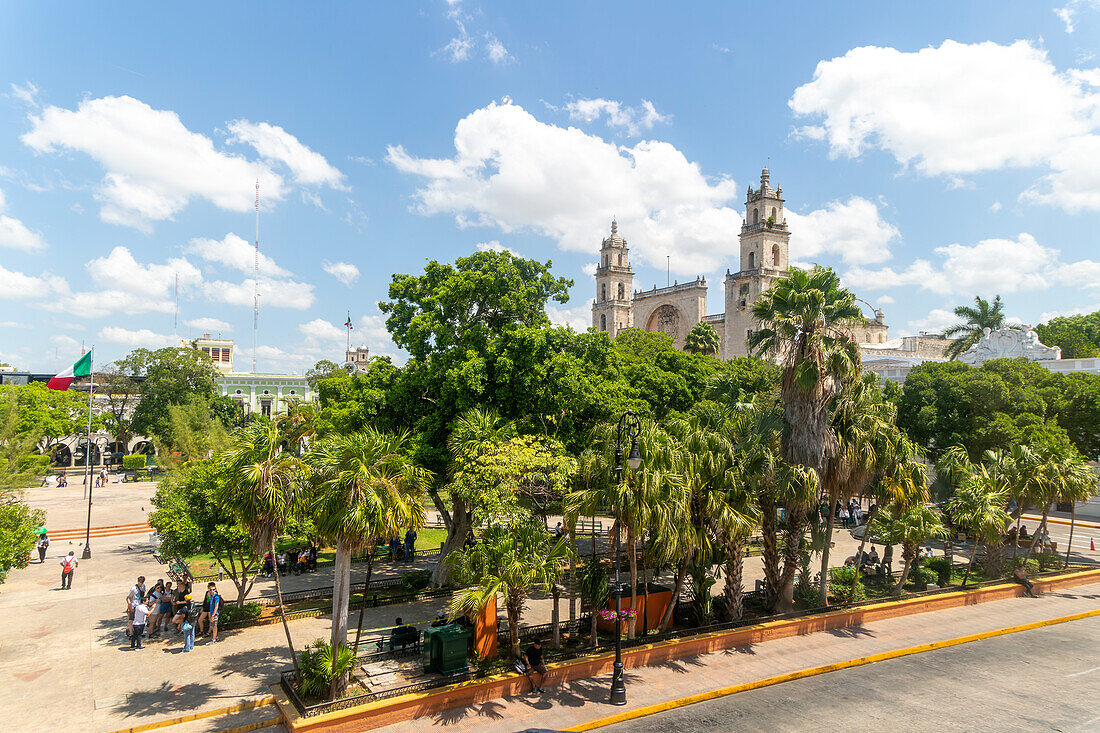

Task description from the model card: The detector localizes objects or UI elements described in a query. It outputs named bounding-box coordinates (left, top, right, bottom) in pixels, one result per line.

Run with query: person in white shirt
left=59, top=551, right=78, bottom=589
left=130, top=600, right=150, bottom=649
left=126, top=576, right=147, bottom=635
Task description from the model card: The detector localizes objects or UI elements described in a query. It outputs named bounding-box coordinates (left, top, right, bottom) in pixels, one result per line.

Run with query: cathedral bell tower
left=592, top=219, right=634, bottom=336
left=722, top=168, right=790, bottom=358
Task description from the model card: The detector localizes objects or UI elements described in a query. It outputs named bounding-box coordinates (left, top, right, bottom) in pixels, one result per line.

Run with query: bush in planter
left=1034, top=552, right=1062, bottom=571
left=122, top=454, right=146, bottom=471
left=298, top=639, right=357, bottom=699
left=925, top=557, right=952, bottom=586
left=828, top=566, right=865, bottom=603
left=401, top=569, right=432, bottom=593
left=220, top=601, right=262, bottom=624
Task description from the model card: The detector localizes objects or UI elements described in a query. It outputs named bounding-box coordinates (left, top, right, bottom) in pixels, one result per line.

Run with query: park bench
left=575, top=519, right=603, bottom=535
left=375, top=625, right=421, bottom=654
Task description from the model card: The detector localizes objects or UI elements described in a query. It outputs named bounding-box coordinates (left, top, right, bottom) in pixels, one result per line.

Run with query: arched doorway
left=131, top=440, right=156, bottom=457
left=73, top=439, right=101, bottom=467
left=51, top=443, right=72, bottom=467
left=646, top=304, right=682, bottom=343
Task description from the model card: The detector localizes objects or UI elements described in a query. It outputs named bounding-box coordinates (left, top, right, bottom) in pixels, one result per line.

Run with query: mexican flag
left=47, top=351, right=91, bottom=391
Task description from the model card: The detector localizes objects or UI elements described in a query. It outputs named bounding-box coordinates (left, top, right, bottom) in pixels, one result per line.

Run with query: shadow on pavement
left=724, top=643, right=756, bottom=655
left=431, top=700, right=506, bottom=726
left=114, top=681, right=225, bottom=718
left=652, top=653, right=707, bottom=674
left=212, top=644, right=288, bottom=681
left=826, top=624, right=876, bottom=639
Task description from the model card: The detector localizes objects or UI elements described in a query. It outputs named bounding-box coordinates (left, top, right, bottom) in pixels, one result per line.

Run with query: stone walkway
left=372, top=581, right=1100, bottom=733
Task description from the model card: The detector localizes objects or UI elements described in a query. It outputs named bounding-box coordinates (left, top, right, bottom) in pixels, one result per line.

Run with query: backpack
left=61, top=557, right=76, bottom=573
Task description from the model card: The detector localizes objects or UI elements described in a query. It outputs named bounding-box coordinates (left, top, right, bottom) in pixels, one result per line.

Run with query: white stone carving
left=959, top=327, right=1061, bottom=365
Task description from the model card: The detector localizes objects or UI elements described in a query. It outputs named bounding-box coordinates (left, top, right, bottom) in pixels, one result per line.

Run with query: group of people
left=123, top=575, right=222, bottom=651
left=388, top=529, right=418, bottom=562
left=261, top=546, right=317, bottom=577
left=833, top=499, right=870, bottom=529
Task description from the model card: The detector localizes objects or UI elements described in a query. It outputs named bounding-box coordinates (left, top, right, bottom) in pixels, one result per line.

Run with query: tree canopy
left=123, top=347, right=220, bottom=441
left=1035, top=310, right=1100, bottom=359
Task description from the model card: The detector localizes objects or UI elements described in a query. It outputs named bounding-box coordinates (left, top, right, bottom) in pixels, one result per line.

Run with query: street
left=603, top=615, right=1100, bottom=732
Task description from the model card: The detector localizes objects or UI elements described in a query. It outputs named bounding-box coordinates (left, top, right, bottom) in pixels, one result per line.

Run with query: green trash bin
left=422, top=623, right=470, bottom=675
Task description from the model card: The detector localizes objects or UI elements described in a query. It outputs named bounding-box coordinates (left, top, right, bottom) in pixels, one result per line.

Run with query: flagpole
left=82, top=348, right=94, bottom=560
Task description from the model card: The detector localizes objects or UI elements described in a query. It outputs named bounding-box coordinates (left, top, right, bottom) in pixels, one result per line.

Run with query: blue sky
left=2, top=1, right=1100, bottom=373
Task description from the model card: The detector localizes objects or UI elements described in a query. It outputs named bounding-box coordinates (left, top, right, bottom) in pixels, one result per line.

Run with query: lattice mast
left=252, top=180, right=259, bottom=373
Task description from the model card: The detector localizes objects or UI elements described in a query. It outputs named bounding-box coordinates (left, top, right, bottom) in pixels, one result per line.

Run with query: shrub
left=828, top=566, right=865, bottom=603
left=925, top=557, right=952, bottom=585
left=220, top=601, right=262, bottom=624
left=1007, top=556, right=1041, bottom=575
left=1034, top=552, right=1062, bottom=571
left=297, top=639, right=357, bottom=699
left=794, top=579, right=822, bottom=610
left=122, top=454, right=147, bottom=471
left=401, top=569, right=432, bottom=593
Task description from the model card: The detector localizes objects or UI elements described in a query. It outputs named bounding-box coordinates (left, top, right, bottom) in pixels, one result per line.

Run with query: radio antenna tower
left=252, top=180, right=260, bottom=373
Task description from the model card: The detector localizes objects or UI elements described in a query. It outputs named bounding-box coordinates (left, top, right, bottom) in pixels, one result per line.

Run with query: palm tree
left=434, top=407, right=516, bottom=587
left=685, top=321, right=721, bottom=356
left=219, top=421, right=307, bottom=679
left=447, top=519, right=571, bottom=659
left=1018, top=437, right=1097, bottom=566
left=818, top=372, right=894, bottom=605
left=277, top=400, right=319, bottom=455
left=873, top=503, right=947, bottom=595
left=749, top=266, right=861, bottom=611
left=309, top=429, right=429, bottom=698
left=943, top=295, right=1016, bottom=360
left=941, top=447, right=1011, bottom=587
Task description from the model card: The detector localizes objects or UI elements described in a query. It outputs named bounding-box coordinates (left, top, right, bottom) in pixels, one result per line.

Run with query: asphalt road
left=602, top=616, right=1100, bottom=733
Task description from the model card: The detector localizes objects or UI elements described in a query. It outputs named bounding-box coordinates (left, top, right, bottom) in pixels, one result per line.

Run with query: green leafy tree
left=149, top=460, right=259, bottom=605
left=219, top=421, right=307, bottom=679
left=943, top=295, right=1017, bottom=360
left=309, top=429, right=428, bottom=699
left=123, top=347, right=220, bottom=442
left=940, top=446, right=1011, bottom=582
left=164, top=398, right=230, bottom=463
left=306, top=360, right=341, bottom=392
left=748, top=266, right=861, bottom=611
left=0, top=396, right=48, bottom=580
left=1035, top=311, right=1100, bottom=359
left=2, top=382, right=98, bottom=452
left=98, top=364, right=142, bottom=446
left=684, top=321, right=721, bottom=356
left=872, top=503, right=947, bottom=595
left=446, top=518, right=570, bottom=659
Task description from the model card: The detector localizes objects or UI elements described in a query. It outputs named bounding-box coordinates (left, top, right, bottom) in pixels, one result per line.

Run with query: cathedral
left=592, top=168, right=889, bottom=359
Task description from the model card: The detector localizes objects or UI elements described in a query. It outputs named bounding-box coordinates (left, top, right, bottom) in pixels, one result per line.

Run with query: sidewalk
left=370, top=581, right=1100, bottom=733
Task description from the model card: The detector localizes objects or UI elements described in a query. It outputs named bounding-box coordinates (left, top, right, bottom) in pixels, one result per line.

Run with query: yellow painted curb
left=107, top=695, right=276, bottom=733
left=564, top=607, right=1100, bottom=732
left=1020, top=514, right=1100, bottom=529
left=214, top=716, right=283, bottom=733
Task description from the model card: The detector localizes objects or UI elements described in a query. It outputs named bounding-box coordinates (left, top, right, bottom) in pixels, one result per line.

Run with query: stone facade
left=592, top=168, right=889, bottom=357
left=345, top=344, right=370, bottom=373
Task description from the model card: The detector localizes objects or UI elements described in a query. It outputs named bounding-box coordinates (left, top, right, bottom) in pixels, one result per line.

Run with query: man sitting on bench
left=387, top=617, right=418, bottom=651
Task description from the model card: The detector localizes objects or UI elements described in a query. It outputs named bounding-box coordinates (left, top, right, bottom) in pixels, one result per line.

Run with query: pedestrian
left=839, top=505, right=849, bottom=529
left=197, top=585, right=213, bottom=636
left=261, top=551, right=274, bottom=577
left=404, top=528, right=417, bottom=563
left=882, top=543, right=893, bottom=576
left=100, top=467, right=108, bottom=486
left=171, top=588, right=191, bottom=633
left=126, top=576, right=147, bottom=636
left=181, top=607, right=196, bottom=652
left=287, top=546, right=300, bottom=575
left=1012, top=566, right=1038, bottom=598
left=156, top=581, right=175, bottom=634
left=59, top=550, right=77, bottom=589
left=553, top=522, right=564, bottom=539
left=36, top=533, right=50, bottom=563
left=276, top=550, right=287, bottom=575
left=523, top=639, right=548, bottom=693
left=146, top=581, right=165, bottom=637
left=130, top=598, right=150, bottom=649
left=307, top=544, right=317, bottom=572
left=389, top=536, right=401, bottom=561
left=204, top=582, right=221, bottom=643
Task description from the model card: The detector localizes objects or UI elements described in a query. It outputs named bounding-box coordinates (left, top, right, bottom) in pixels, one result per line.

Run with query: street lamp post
left=610, top=410, right=641, bottom=706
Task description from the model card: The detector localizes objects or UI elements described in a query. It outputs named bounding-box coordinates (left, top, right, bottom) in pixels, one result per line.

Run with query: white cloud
left=387, top=99, right=742, bottom=274
left=787, top=196, right=899, bottom=265
left=0, top=188, right=5, bottom=209
left=298, top=317, right=345, bottom=343
left=85, top=246, right=201, bottom=299
left=546, top=300, right=592, bottom=331
left=1039, top=303, right=1100, bottom=321
left=990, top=201, right=1003, bottom=212
left=790, top=40, right=1100, bottom=211
left=226, top=120, right=345, bottom=189
left=843, top=232, right=1100, bottom=297
left=322, top=260, right=360, bottom=287
left=439, top=19, right=474, bottom=62
left=563, top=98, right=670, bottom=137
left=485, top=34, right=512, bottom=64
left=203, top=277, right=315, bottom=310
left=582, top=262, right=597, bottom=277
left=9, top=82, right=39, bottom=107
left=253, top=344, right=319, bottom=372
left=186, top=233, right=290, bottom=277
left=0, top=214, right=47, bottom=251
left=475, top=240, right=517, bottom=254
left=875, top=295, right=895, bottom=306
left=1055, top=1, right=1100, bottom=32
left=97, top=326, right=176, bottom=348
left=22, top=96, right=284, bottom=230
left=0, top=265, right=61, bottom=299
left=906, top=308, right=958, bottom=335
left=0, top=320, right=30, bottom=328
left=185, top=317, right=232, bottom=332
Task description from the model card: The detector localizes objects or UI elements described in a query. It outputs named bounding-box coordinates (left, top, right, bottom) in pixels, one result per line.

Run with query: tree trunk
left=329, top=541, right=352, bottom=701
left=590, top=606, right=599, bottom=647
left=760, top=494, right=780, bottom=612
left=659, top=556, right=689, bottom=631
left=1020, top=506, right=1050, bottom=567
left=849, top=505, right=879, bottom=600
left=640, top=541, right=649, bottom=637
left=1011, top=514, right=1022, bottom=565
left=776, top=506, right=804, bottom=613
left=1064, top=506, right=1076, bottom=570
left=818, top=505, right=836, bottom=607
left=961, top=540, right=980, bottom=587
left=507, top=594, right=521, bottom=660
left=626, top=528, right=638, bottom=639
left=433, top=496, right=470, bottom=587
left=893, top=543, right=915, bottom=596
left=352, top=549, right=375, bottom=655
left=551, top=586, right=561, bottom=649
left=270, top=538, right=301, bottom=681
left=568, top=529, right=577, bottom=625
left=723, top=537, right=745, bottom=622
